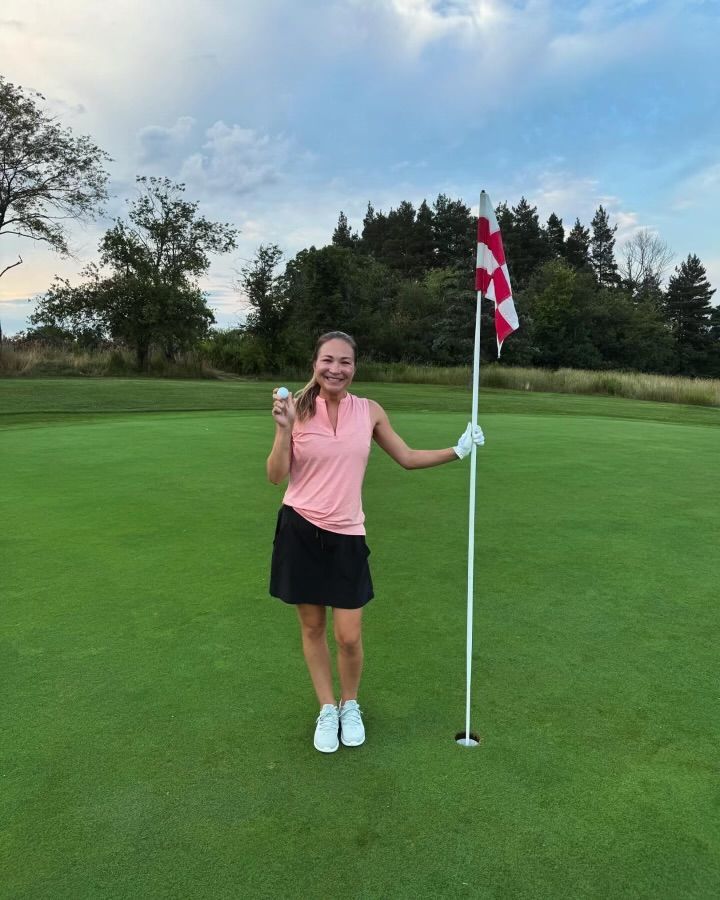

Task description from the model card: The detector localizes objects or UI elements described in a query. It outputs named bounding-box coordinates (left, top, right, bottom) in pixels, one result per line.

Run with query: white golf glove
left=453, top=423, right=485, bottom=459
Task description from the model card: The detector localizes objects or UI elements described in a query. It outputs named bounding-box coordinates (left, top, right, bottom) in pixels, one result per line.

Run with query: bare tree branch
left=620, top=229, right=674, bottom=292
left=0, top=253, right=22, bottom=278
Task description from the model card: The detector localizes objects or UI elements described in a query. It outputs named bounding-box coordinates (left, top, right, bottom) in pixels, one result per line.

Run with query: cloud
left=502, top=168, right=645, bottom=246
left=179, top=122, right=292, bottom=196
left=137, top=116, right=196, bottom=163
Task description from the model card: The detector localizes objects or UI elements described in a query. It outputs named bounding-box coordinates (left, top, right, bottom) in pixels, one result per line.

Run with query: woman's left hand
left=453, top=423, right=485, bottom=459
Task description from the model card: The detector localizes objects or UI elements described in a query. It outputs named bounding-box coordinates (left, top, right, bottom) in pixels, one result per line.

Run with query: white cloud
left=179, top=122, right=293, bottom=197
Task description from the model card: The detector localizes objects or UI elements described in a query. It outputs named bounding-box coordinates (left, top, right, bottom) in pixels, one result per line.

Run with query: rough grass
left=358, top=361, right=720, bottom=407
left=0, top=344, right=216, bottom=379
left=2, top=343, right=719, bottom=407
left=480, top=364, right=720, bottom=407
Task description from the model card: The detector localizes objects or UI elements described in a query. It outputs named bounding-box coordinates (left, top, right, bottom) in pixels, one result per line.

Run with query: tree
left=383, top=199, right=436, bottom=278
left=565, top=218, right=591, bottom=270
left=426, top=266, right=477, bottom=365
left=619, top=229, right=673, bottom=302
left=15, top=321, right=105, bottom=349
left=502, top=197, right=549, bottom=289
left=382, top=201, right=418, bottom=276
left=0, top=78, right=110, bottom=277
left=239, top=244, right=287, bottom=359
left=432, top=194, right=474, bottom=270
left=526, top=260, right=602, bottom=368
left=587, top=288, right=673, bottom=373
left=708, top=305, right=720, bottom=377
left=360, top=202, right=388, bottom=258
left=664, top=254, right=716, bottom=375
left=413, top=199, right=436, bottom=272
left=284, top=243, right=398, bottom=361
left=590, top=205, right=619, bottom=288
left=32, top=177, right=237, bottom=369
left=332, top=212, right=357, bottom=248
left=545, top=213, right=565, bottom=258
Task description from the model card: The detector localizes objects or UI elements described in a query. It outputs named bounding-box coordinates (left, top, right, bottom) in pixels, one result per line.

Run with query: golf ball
left=277, top=387, right=290, bottom=400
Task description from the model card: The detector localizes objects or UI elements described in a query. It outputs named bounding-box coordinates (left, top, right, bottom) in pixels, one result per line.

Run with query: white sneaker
left=314, top=704, right=339, bottom=753
left=339, top=699, right=365, bottom=747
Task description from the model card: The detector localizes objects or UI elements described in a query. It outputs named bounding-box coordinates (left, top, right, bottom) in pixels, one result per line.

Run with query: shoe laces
left=340, top=700, right=362, bottom=727
left=316, top=705, right=338, bottom=734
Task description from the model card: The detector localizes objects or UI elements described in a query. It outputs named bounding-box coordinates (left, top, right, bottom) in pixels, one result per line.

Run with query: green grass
left=2, top=379, right=719, bottom=899
left=2, top=377, right=719, bottom=430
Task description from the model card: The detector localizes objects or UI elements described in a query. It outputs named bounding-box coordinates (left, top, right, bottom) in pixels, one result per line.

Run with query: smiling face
left=313, top=338, right=356, bottom=399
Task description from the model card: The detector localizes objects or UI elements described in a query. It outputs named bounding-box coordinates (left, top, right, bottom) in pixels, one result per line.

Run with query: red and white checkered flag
left=475, top=191, right=519, bottom=355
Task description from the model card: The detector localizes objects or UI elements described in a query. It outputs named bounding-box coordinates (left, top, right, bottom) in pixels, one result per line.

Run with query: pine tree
left=332, top=211, right=357, bottom=248
left=432, top=194, right=474, bottom=269
left=590, top=205, right=619, bottom=288
left=708, top=305, right=720, bottom=377
left=383, top=201, right=417, bottom=276
left=413, top=199, right=436, bottom=271
left=503, top=197, right=549, bottom=289
left=361, top=202, right=388, bottom=258
left=545, top=213, right=565, bottom=258
left=664, top=253, right=716, bottom=375
left=565, top=218, right=591, bottom=270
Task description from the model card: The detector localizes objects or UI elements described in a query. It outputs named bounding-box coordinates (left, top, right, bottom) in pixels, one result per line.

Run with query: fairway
left=2, top=379, right=719, bottom=899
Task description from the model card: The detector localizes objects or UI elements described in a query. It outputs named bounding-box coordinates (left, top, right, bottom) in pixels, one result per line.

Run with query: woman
left=267, top=331, right=484, bottom=753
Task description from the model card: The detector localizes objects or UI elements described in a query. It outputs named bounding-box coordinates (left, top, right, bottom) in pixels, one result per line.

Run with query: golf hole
left=455, top=731, right=481, bottom=747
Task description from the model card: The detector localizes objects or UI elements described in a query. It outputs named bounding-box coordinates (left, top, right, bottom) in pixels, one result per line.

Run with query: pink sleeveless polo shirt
left=282, top=393, right=373, bottom=535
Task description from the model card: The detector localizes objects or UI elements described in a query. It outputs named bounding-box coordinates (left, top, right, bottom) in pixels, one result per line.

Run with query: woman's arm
left=266, top=390, right=296, bottom=483
left=370, top=400, right=459, bottom=470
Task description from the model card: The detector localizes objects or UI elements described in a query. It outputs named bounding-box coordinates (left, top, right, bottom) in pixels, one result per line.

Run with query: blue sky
left=1, top=0, right=719, bottom=335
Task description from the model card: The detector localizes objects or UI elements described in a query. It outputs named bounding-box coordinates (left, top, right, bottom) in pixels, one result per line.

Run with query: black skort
left=270, top=505, right=374, bottom=609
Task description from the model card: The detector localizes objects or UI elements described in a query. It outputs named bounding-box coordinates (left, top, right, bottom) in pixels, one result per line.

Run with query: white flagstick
left=462, top=287, right=483, bottom=747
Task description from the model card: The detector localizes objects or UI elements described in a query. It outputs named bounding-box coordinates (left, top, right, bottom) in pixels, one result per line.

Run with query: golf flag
left=475, top=192, right=519, bottom=355
left=459, top=190, right=520, bottom=748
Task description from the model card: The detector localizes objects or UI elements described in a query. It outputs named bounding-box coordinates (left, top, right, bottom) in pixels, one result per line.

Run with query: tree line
left=2, top=75, right=718, bottom=377
left=235, top=198, right=718, bottom=377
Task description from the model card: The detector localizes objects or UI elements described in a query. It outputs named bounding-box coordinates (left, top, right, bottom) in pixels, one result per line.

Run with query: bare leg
left=296, top=604, right=335, bottom=706
left=333, top=608, right=364, bottom=703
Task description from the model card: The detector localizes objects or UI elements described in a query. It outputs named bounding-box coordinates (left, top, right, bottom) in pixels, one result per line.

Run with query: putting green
left=2, top=380, right=718, bottom=899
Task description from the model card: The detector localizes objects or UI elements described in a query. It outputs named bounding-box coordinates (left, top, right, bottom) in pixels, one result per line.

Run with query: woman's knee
left=333, top=609, right=363, bottom=652
left=334, top=630, right=362, bottom=653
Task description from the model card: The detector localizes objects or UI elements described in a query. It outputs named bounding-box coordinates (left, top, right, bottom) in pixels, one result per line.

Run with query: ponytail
left=294, top=377, right=321, bottom=422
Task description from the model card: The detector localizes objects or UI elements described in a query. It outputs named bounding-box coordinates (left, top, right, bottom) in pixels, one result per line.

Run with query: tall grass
left=480, top=364, right=720, bottom=407
left=0, top=344, right=216, bottom=379
left=355, top=361, right=472, bottom=385
left=2, top=342, right=718, bottom=407
left=356, top=361, right=720, bottom=407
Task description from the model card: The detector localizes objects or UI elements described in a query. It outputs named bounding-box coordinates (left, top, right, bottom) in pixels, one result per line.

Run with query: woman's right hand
left=272, top=388, right=296, bottom=430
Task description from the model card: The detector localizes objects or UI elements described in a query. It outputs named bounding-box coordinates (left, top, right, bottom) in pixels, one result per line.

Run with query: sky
left=1, top=0, right=719, bottom=335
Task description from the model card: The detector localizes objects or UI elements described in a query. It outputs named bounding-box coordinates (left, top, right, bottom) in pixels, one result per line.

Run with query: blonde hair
left=294, top=331, right=358, bottom=422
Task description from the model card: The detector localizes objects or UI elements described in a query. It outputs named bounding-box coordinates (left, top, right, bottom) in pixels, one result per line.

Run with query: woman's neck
left=318, top=389, right=348, bottom=404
